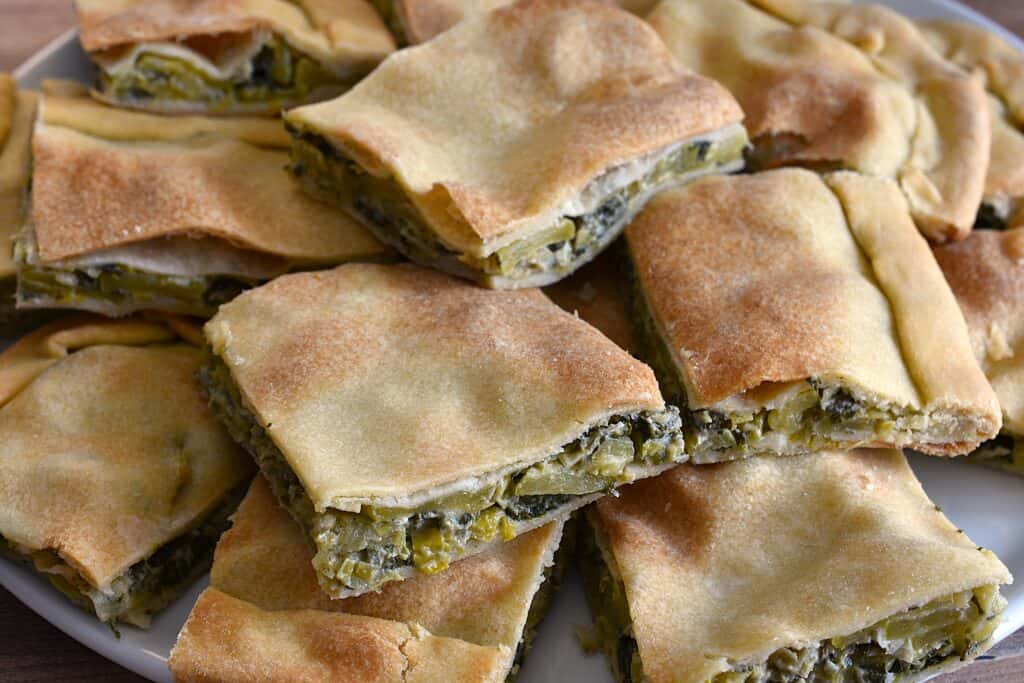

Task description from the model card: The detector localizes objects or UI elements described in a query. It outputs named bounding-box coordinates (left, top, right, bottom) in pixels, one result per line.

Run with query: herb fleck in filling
left=98, top=36, right=343, bottom=112
left=200, top=351, right=687, bottom=595
left=628, top=255, right=979, bottom=459
left=579, top=516, right=1005, bottom=683
left=287, top=125, right=748, bottom=287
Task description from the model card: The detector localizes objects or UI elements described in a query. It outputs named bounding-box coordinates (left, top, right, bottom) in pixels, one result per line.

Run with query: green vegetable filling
left=287, top=126, right=748, bottom=285
left=628, top=255, right=969, bottom=459
left=579, top=517, right=1005, bottom=683
left=200, top=350, right=686, bottom=594
left=0, top=483, right=246, bottom=626
left=99, top=36, right=342, bottom=111
left=16, top=261, right=257, bottom=317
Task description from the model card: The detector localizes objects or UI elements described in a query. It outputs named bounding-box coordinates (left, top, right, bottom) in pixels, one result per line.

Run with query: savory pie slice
left=934, top=228, right=1024, bottom=474
left=285, top=0, right=748, bottom=289
left=76, top=0, right=395, bottom=114
left=922, top=20, right=1024, bottom=232
left=648, top=0, right=990, bottom=242
left=0, top=76, right=38, bottom=332
left=0, top=316, right=254, bottom=627
left=169, top=589, right=507, bottom=683
left=174, top=475, right=568, bottom=678
left=625, top=169, right=1001, bottom=461
left=202, top=263, right=686, bottom=596
left=545, top=248, right=637, bottom=355
left=16, top=89, right=389, bottom=318
left=581, top=449, right=1012, bottom=683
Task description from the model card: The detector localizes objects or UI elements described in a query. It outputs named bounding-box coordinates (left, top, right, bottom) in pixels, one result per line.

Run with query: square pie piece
left=285, top=0, right=747, bottom=289
left=201, top=262, right=686, bottom=597
left=17, top=87, right=389, bottom=318
left=0, top=75, right=37, bottom=331
left=649, top=0, right=990, bottom=242
left=169, top=476, right=568, bottom=679
left=934, top=228, right=1024, bottom=474
left=923, top=20, right=1024, bottom=231
left=581, top=450, right=1012, bottom=683
left=75, top=0, right=395, bottom=114
left=626, top=168, right=1001, bottom=461
left=0, top=316, right=254, bottom=626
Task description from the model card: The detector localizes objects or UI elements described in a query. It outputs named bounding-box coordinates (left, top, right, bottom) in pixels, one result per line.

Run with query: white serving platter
left=5, top=2, right=1024, bottom=681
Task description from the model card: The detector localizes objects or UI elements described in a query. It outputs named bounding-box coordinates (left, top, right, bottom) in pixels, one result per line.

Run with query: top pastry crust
left=922, top=20, right=1024, bottom=212
left=626, top=169, right=1000, bottom=445
left=749, top=0, right=991, bottom=241
left=205, top=262, right=662, bottom=510
left=392, top=0, right=510, bottom=44
left=592, top=449, right=1011, bottom=683
left=284, top=0, right=744, bottom=257
left=0, top=316, right=253, bottom=589
left=212, top=476, right=563, bottom=670
left=934, top=228, right=1024, bottom=436
left=0, top=77, right=37, bottom=279
left=169, top=588, right=507, bottom=683
left=76, top=0, right=394, bottom=77
left=29, top=92, right=388, bottom=274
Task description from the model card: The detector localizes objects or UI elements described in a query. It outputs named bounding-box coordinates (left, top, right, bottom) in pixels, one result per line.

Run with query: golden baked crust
left=935, top=228, right=1024, bottom=436
left=0, top=78, right=36, bottom=279
left=591, top=450, right=1012, bottom=683
left=393, top=0, right=510, bottom=44
left=625, top=168, right=1000, bottom=453
left=0, top=316, right=252, bottom=590
left=29, top=92, right=389, bottom=269
left=922, top=20, right=1024, bottom=213
left=544, top=249, right=636, bottom=354
left=285, top=0, right=744, bottom=257
left=726, top=0, right=990, bottom=242
left=76, top=0, right=394, bottom=78
left=212, top=476, right=563, bottom=671
left=169, top=588, right=507, bottom=683
left=205, top=262, right=662, bottom=510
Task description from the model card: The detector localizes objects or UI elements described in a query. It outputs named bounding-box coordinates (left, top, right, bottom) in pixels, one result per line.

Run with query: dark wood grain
left=1, top=1, right=1023, bottom=682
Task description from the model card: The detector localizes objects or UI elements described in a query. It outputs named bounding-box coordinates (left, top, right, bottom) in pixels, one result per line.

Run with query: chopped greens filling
left=288, top=125, right=748, bottom=286
left=628, top=256, right=977, bottom=459
left=0, top=484, right=246, bottom=627
left=579, top=517, right=1005, bottom=683
left=200, top=350, right=686, bottom=595
left=98, top=36, right=342, bottom=112
left=16, top=260, right=257, bottom=317
left=14, top=233, right=260, bottom=316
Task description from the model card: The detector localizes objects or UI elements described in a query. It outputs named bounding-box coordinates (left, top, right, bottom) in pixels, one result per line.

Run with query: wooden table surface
left=2, top=0, right=1024, bottom=681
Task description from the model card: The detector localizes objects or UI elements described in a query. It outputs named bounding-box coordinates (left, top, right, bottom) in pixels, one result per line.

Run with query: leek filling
left=98, top=36, right=341, bottom=111
left=15, top=235, right=259, bottom=316
left=200, top=351, right=686, bottom=594
left=580, top=518, right=1005, bottom=683
left=288, top=126, right=748, bottom=285
left=0, top=484, right=246, bottom=627
left=629, top=258, right=975, bottom=459
left=967, top=433, right=1024, bottom=474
